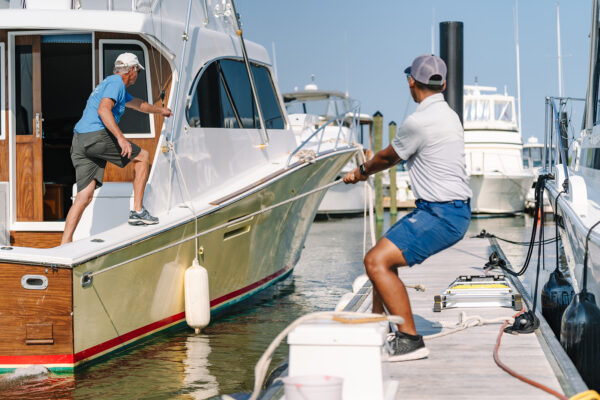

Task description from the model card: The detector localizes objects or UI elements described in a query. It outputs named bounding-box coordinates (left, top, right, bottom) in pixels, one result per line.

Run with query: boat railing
left=286, top=100, right=361, bottom=168
left=544, top=96, right=585, bottom=191
left=8, top=0, right=156, bottom=12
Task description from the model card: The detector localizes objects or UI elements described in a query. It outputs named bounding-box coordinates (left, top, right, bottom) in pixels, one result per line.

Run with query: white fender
left=184, top=259, right=211, bottom=333
left=569, top=175, right=588, bottom=217
left=352, top=274, right=369, bottom=293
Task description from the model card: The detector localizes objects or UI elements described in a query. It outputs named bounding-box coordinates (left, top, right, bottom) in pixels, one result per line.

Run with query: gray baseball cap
left=404, top=54, right=446, bottom=86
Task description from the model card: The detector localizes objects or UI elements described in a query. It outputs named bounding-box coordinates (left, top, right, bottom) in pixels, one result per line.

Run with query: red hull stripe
left=0, top=266, right=291, bottom=367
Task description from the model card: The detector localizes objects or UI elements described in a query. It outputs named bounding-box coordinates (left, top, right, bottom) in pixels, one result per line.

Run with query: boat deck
left=383, top=237, right=557, bottom=398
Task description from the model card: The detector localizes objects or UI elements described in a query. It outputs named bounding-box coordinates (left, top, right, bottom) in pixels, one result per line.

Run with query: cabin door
left=14, top=35, right=44, bottom=221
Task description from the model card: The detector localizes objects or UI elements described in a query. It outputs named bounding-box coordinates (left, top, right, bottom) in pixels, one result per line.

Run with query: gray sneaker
left=386, top=331, right=429, bottom=362
left=128, top=207, right=159, bottom=226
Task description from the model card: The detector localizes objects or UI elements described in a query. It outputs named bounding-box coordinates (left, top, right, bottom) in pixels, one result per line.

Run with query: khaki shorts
left=70, top=129, right=141, bottom=192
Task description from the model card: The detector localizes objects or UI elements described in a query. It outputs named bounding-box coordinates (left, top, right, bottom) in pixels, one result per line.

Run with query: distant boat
left=463, top=84, right=534, bottom=213
left=283, top=82, right=372, bottom=215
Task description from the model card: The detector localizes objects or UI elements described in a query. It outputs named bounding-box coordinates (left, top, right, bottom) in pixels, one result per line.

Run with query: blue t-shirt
left=74, top=75, right=133, bottom=134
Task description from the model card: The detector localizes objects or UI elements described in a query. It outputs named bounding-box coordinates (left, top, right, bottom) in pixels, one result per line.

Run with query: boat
left=544, top=0, right=600, bottom=300
left=283, top=81, right=371, bottom=215
left=463, top=84, right=534, bottom=213
left=0, top=0, right=358, bottom=371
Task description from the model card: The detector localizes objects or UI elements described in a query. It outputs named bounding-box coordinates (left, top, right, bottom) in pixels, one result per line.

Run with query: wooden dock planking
left=388, top=237, right=565, bottom=399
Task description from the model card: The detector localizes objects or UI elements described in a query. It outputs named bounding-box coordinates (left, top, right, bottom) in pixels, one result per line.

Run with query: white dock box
left=287, top=320, right=397, bottom=400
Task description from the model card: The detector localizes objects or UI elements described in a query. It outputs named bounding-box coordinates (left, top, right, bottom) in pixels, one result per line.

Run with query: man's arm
left=98, top=97, right=133, bottom=158
left=343, top=145, right=402, bottom=184
left=126, top=98, right=173, bottom=117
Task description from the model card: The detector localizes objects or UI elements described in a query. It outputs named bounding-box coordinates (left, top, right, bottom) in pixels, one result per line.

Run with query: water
left=0, top=212, right=559, bottom=399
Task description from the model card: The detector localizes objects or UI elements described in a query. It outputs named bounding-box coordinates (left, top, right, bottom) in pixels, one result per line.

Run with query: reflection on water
left=1, top=212, right=555, bottom=399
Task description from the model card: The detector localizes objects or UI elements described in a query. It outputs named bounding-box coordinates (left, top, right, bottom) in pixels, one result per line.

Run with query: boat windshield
left=286, top=97, right=351, bottom=119
left=464, top=98, right=514, bottom=123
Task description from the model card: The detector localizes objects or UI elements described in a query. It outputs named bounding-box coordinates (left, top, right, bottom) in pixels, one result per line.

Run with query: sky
left=236, top=0, right=592, bottom=144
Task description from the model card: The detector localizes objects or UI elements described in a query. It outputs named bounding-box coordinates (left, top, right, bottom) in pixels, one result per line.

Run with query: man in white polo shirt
left=344, top=54, right=472, bottom=361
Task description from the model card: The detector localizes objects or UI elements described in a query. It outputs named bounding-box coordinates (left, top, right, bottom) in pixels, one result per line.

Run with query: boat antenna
left=230, top=0, right=269, bottom=149
left=514, top=1, right=522, bottom=135
left=556, top=1, right=564, bottom=97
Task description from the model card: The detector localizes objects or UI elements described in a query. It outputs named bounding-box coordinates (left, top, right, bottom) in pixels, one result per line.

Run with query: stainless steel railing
left=543, top=96, right=585, bottom=191
left=286, top=100, right=361, bottom=168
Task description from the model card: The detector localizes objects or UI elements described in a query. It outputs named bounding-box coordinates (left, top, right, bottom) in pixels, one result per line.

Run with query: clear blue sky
left=237, top=0, right=591, bottom=143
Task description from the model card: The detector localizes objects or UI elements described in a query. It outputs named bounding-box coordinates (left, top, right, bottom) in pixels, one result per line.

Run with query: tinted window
left=102, top=42, right=151, bottom=134
left=219, top=59, right=257, bottom=128
left=16, top=45, right=32, bottom=135
left=251, top=64, right=284, bottom=129
left=187, top=62, right=239, bottom=128
left=187, top=59, right=284, bottom=130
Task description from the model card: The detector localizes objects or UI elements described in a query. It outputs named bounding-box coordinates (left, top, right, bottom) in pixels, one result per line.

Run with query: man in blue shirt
left=61, top=53, right=172, bottom=244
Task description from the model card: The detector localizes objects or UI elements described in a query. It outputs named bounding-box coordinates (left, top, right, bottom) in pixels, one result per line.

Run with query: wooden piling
left=373, top=112, right=383, bottom=221
left=389, top=121, right=397, bottom=217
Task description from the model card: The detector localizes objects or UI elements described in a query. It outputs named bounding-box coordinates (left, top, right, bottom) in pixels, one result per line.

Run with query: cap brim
left=403, top=66, right=411, bottom=74
left=137, top=64, right=145, bottom=70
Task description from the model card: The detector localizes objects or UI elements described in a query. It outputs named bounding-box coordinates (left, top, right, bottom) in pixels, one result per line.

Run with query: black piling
left=440, top=21, right=464, bottom=125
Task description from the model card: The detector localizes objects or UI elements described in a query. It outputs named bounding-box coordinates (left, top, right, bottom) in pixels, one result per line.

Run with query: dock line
left=83, top=180, right=345, bottom=284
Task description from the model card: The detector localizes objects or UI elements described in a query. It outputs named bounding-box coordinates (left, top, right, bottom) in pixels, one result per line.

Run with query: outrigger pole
left=230, top=0, right=269, bottom=149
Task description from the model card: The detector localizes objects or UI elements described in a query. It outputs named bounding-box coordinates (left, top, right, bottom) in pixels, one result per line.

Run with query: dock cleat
left=128, top=207, right=159, bottom=226
left=386, top=331, right=429, bottom=362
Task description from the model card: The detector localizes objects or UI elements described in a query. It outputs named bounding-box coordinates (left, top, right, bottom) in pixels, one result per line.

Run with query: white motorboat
left=464, top=84, right=534, bottom=213
left=544, top=0, right=600, bottom=301
left=0, top=0, right=358, bottom=371
left=284, top=84, right=372, bottom=215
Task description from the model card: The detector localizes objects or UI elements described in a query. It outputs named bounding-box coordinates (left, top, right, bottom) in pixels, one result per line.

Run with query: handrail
left=286, top=100, right=361, bottom=168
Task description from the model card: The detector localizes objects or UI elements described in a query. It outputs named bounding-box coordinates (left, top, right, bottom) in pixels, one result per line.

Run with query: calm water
left=0, top=211, right=556, bottom=399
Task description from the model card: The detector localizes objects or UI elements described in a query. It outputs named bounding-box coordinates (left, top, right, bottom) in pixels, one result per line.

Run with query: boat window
left=187, top=62, right=239, bottom=128
left=15, top=44, right=33, bottom=135
left=582, top=147, right=600, bottom=170
left=0, top=43, right=5, bottom=139
left=494, top=100, right=513, bottom=122
left=250, top=64, right=284, bottom=129
left=464, top=99, right=492, bottom=122
left=187, top=58, right=284, bottom=130
left=99, top=40, right=154, bottom=138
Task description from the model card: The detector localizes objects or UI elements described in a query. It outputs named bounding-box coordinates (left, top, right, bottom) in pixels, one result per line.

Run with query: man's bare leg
left=61, top=180, right=97, bottom=245
left=131, top=149, right=149, bottom=212
left=364, top=237, right=416, bottom=334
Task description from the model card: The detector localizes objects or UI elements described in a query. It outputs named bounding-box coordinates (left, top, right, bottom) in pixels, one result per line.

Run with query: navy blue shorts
left=385, top=199, right=471, bottom=266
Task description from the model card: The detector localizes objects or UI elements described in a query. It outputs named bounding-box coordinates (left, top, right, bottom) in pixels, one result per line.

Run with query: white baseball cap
left=404, top=54, right=446, bottom=86
left=114, top=52, right=145, bottom=70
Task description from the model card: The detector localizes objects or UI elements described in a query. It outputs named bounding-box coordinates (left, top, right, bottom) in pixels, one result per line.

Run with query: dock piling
left=389, top=121, right=397, bottom=221
left=373, top=112, right=383, bottom=221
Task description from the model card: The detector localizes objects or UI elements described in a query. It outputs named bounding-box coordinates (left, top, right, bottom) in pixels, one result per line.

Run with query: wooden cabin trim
left=0, top=263, right=73, bottom=356
left=10, top=231, right=63, bottom=248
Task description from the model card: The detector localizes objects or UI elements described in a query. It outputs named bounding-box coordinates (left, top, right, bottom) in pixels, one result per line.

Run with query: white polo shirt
left=391, top=93, right=472, bottom=202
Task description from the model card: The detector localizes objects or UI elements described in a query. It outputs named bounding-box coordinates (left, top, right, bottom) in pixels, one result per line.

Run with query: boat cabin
left=463, top=85, right=518, bottom=132
left=0, top=2, right=173, bottom=247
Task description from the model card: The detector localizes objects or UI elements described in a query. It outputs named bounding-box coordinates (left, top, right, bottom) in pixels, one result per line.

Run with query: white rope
left=86, top=179, right=344, bottom=280
left=248, top=311, right=404, bottom=400
left=418, top=311, right=513, bottom=340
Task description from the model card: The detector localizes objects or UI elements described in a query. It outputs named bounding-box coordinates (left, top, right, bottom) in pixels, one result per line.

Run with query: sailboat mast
left=514, top=1, right=522, bottom=135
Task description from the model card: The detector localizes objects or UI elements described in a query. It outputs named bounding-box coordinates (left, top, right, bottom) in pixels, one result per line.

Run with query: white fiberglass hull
left=469, top=172, right=532, bottom=213
left=546, top=183, right=600, bottom=302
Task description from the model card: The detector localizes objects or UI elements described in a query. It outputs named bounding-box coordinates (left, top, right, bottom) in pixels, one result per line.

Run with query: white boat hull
left=546, top=183, right=600, bottom=301
left=469, top=173, right=532, bottom=213
left=318, top=179, right=369, bottom=215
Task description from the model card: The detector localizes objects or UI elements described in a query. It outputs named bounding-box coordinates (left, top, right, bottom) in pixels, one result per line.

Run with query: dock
left=382, top=237, right=582, bottom=399
left=259, top=235, right=589, bottom=400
